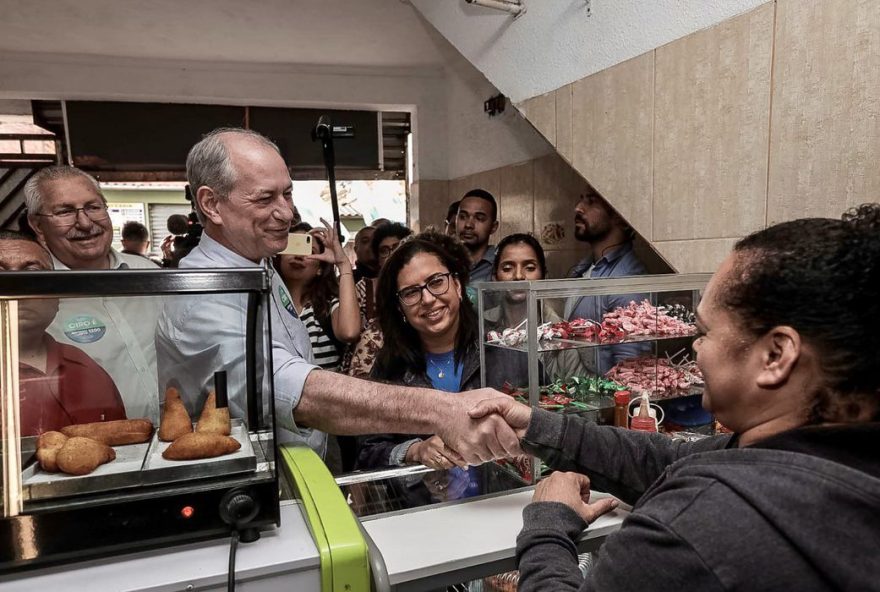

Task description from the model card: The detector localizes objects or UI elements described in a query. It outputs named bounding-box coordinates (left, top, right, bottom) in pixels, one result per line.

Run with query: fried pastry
left=55, top=436, right=116, bottom=476
left=162, top=432, right=240, bottom=461
left=61, top=418, right=153, bottom=446
left=195, top=391, right=231, bottom=436
left=159, top=386, right=193, bottom=442
left=35, top=431, right=68, bottom=472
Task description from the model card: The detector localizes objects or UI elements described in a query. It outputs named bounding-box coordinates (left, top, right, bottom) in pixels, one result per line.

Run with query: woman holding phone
left=274, top=219, right=361, bottom=371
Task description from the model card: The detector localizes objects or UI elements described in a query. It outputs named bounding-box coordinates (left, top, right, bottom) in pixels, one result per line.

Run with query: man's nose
left=74, top=208, right=93, bottom=228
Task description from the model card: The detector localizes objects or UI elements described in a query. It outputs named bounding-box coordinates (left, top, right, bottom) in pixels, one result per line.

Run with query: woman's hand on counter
left=533, top=471, right=618, bottom=524
left=406, top=435, right=464, bottom=469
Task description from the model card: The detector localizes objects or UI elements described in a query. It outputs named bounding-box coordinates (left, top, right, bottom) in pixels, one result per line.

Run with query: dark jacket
left=515, top=410, right=880, bottom=591
left=356, top=342, right=482, bottom=470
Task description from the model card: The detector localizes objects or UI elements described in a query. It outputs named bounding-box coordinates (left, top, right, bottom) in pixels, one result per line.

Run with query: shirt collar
left=592, top=242, right=633, bottom=267
left=49, top=247, right=127, bottom=270
left=196, top=231, right=265, bottom=268
left=477, top=244, right=496, bottom=266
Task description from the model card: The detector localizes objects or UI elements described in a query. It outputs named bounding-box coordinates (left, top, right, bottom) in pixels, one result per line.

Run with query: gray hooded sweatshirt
left=516, top=409, right=880, bottom=591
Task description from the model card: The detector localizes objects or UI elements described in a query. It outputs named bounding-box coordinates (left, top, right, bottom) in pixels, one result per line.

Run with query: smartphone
left=280, top=233, right=312, bottom=256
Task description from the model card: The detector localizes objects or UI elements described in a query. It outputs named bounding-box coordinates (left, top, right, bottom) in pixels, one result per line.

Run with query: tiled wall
left=413, top=153, right=672, bottom=280
left=517, top=0, right=880, bottom=272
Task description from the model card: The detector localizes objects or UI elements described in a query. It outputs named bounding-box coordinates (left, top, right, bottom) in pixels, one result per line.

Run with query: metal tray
left=21, top=420, right=256, bottom=501
left=142, top=420, right=256, bottom=484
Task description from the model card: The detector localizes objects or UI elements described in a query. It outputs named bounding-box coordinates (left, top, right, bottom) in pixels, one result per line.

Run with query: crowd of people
left=5, top=126, right=877, bottom=591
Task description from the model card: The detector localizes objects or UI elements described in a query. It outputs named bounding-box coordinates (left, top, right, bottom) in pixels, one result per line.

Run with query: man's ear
left=490, top=219, right=499, bottom=236
left=196, top=186, right=223, bottom=226
left=27, top=214, right=48, bottom=246
left=755, top=326, right=802, bottom=388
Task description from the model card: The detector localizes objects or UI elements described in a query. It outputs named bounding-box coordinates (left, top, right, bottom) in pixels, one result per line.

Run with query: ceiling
left=0, top=0, right=447, bottom=68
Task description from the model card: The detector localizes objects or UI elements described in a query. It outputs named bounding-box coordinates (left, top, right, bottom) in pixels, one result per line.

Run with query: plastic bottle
left=630, top=392, right=658, bottom=433
left=613, top=390, right=631, bottom=428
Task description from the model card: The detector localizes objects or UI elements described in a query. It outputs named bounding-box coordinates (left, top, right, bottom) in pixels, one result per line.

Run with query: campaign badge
left=278, top=286, right=297, bottom=317
left=63, top=315, right=107, bottom=344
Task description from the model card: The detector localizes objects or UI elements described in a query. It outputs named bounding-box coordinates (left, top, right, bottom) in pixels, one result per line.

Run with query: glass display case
left=0, top=268, right=280, bottom=572
left=477, top=273, right=711, bottom=480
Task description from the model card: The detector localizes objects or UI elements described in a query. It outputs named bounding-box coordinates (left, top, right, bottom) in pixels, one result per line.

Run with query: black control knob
left=219, top=489, right=260, bottom=530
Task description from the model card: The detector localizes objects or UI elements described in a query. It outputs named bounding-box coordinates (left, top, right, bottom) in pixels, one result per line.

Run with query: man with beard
left=0, top=230, right=126, bottom=436
left=565, top=193, right=647, bottom=373
left=25, top=166, right=161, bottom=421
left=455, top=189, right=499, bottom=283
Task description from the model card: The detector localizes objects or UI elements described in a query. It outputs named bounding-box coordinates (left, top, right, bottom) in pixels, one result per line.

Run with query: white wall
left=441, top=33, right=553, bottom=179
left=412, top=0, right=768, bottom=103
left=0, top=51, right=450, bottom=180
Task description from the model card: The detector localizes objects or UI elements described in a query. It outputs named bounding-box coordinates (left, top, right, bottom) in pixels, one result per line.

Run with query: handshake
left=427, top=389, right=534, bottom=468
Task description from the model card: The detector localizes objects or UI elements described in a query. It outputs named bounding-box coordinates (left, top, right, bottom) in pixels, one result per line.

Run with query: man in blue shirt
left=565, top=193, right=648, bottom=374
left=456, top=189, right=498, bottom=284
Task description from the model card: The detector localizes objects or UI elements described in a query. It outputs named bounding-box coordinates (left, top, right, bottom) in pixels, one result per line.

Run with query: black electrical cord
left=227, top=530, right=240, bottom=592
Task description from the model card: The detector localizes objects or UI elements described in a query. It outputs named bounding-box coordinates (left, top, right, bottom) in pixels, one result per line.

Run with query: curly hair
left=373, top=231, right=478, bottom=380
left=723, top=203, right=880, bottom=422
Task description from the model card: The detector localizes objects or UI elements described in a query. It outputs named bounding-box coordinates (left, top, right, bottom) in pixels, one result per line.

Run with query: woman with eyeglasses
left=357, top=231, right=481, bottom=471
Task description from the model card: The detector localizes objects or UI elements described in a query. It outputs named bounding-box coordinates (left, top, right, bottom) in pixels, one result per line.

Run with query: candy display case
left=477, top=273, right=711, bottom=479
left=0, top=268, right=280, bottom=573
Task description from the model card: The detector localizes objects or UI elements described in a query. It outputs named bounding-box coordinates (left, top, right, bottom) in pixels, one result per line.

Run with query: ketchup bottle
left=630, top=392, right=658, bottom=433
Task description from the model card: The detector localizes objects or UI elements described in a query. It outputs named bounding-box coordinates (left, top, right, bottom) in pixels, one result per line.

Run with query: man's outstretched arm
left=294, top=369, right=522, bottom=466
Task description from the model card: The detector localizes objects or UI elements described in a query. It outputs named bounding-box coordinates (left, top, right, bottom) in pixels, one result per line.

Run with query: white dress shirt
left=155, top=232, right=326, bottom=455
left=47, top=248, right=161, bottom=421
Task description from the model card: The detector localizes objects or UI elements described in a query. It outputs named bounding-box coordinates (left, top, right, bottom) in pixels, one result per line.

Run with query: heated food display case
left=0, top=268, right=280, bottom=572
left=477, top=273, right=711, bottom=480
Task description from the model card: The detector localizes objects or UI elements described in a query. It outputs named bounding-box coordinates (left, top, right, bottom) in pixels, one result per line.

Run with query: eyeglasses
left=34, top=203, right=109, bottom=226
left=397, top=272, right=454, bottom=306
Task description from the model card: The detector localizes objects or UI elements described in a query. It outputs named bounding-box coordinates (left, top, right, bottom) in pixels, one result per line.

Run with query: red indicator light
left=181, top=506, right=195, bottom=519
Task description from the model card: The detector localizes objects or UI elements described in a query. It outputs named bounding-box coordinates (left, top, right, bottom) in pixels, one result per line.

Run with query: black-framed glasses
left=397, top=272, right=454, bottom=306
left=33, top=203, right=109, bottom=226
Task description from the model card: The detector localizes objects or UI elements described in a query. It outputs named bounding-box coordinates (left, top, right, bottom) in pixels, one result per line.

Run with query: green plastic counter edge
left=280, top=445, right=371, bottom=591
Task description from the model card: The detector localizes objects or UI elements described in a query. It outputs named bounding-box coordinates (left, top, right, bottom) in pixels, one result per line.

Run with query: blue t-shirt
left=424, top=349, right=480, bottom=498
left=424, top=350, right=463, bottom=393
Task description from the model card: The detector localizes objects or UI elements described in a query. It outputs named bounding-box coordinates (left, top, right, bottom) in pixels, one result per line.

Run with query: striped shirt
left=299, top=299, right=341, bottom=371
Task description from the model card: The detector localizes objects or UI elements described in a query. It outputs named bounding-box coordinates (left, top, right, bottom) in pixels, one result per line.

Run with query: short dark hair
left=461, top=188, right=497, bottom=221
left=493, top=233, right=547, bottom=278
left=371, top=222, right=413, bottom=260
left=0, top=229, right=40, bottom=243
left=374, top=231, right=478, bottom=380
left=121, top=221, right=149, bottom=242
left=446, top=200, right=461, bottom=224
left=723, top=203, right=880, bottom=422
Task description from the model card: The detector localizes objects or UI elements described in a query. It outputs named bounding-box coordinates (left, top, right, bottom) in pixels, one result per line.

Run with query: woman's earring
left=401, top=313, right=407, bottom=324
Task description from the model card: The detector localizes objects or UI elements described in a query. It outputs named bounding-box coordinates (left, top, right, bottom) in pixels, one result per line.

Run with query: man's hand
left=533, top=472, right=619, bottom=524
left=435, top=389, right=523, bottom=465
left=468, top=394, right=533, bottom=438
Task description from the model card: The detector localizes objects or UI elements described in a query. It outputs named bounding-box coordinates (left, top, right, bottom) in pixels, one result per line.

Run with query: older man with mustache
left=26, top=166, right=161, bottom=421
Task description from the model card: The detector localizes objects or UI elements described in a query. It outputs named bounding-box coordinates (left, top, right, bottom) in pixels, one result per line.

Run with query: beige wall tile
left=653, top=3, right=773, bottom=241
left=544, top=249, right=583, bottom=280
left=571, top=52, right=654, bottom=240
left=497, top=160, right=534, bottom=238
left=555, top=84, right=573, bottom=164
left=533, top=154, right=582, bottom=253
left=654, top=238, right=740, bottom=273
left=413, top=179, right=450, bottom=232
left=768, top=0, right=880, bottom=223
left=518, top=91, right=556, bottom=147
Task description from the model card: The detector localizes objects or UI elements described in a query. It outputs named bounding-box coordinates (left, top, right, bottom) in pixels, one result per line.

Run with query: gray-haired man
left=25, top=166, right=160, bottom=420
left=157, top=128, right=520, bottom=465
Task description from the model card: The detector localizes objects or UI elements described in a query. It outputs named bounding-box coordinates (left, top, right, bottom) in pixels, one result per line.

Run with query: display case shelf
left=478, top=273, right=711, bottom=481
